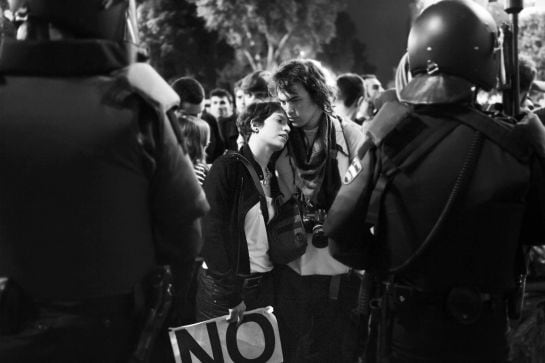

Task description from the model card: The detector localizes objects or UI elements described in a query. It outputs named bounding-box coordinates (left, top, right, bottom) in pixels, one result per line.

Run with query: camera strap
left=227, top=151, right=269, bottom=223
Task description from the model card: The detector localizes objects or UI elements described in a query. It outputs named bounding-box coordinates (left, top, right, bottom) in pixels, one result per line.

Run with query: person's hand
left=226, top=301, right=246, bottom=325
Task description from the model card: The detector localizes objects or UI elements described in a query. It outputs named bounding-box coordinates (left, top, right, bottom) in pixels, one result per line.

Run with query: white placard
left=169, top=306, right=283, bottom=362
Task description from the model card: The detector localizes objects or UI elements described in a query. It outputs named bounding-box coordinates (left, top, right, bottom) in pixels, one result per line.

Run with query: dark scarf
left=287, top=114, right=341, bottom=209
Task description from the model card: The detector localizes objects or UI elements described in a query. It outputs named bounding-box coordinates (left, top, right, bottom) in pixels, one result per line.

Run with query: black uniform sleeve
left=325, top=145, right=378, bottom=269
left=200, top=156, right=244, bottom=307
left=141, top=103, right=209, bottom=301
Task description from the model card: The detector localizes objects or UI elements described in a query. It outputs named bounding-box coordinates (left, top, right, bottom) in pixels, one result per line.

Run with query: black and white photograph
left=1, top=0, right=545, bottom=362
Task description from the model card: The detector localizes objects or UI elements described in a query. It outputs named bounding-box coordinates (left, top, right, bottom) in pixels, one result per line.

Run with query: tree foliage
left=317, top=12, right=376, bottom=75
left=137, top=0, right=234, bottom=90
left=189, top=0, right=348, bottom=71
left=519, top=11, right=545, bottom=80
left=0, top=0, right=16, bottom=39
left=410, top=0, right=508, bottom=23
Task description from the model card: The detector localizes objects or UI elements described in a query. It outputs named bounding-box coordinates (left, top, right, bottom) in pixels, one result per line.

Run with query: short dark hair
left=240, top=70, right=272, bottom=99
left=209, top=88, right=233, bottom=104
left=270, top=59, right=335, bottom=114
left=519, top=54, right=537, bottom=94
left=336, top=73, right=365, bottom=108
left=237, top=102, right=284, bottom=143
left=171, top=77, right=205, bottom=105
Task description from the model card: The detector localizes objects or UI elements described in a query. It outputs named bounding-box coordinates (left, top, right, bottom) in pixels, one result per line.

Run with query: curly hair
left=236, top=102, right=284, bottom=144
left=269, top=59, right=336, bottom=114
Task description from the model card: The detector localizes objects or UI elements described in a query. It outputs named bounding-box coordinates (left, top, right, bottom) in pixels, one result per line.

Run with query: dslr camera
left=301, top=205, right=328, bottom=248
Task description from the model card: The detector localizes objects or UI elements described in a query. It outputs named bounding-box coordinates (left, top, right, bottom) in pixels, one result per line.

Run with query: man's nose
left=283, top=103, right=294, bottom=115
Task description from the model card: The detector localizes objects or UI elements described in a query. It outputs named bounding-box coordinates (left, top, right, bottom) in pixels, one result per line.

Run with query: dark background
left=347, top=0, right=411, bottom=85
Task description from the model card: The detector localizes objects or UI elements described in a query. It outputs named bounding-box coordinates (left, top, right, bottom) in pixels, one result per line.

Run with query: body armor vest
left=375, top=106, right=531, bottom=292
left=0, top=74, right=157, bottom=300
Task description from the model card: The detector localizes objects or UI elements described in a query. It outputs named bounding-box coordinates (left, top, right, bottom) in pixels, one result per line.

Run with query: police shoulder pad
left=116, top=63, right=180, bottom=114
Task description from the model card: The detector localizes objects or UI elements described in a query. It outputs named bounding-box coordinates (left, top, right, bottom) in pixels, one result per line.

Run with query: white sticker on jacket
left=343, top=158, right=363, bottom=184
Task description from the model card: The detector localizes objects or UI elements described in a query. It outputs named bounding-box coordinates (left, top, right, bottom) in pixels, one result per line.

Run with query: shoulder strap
left=122, top=63, right=179, bottom=114
left=227, top=152, right=269, bottom=223
left=389, top=130, right=484, bottom=273
left=116, top=63, right=187, bottom=151
left=366, top=115, right=458, bottom=225
left=448, top=107, right=528, bottom=161
left=364, top=101, right=412, bottom=154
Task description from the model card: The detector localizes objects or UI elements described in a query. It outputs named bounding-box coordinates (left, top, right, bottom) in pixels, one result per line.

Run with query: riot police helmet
left=8, top=0, right=139, bottom=44
left=401, top=0, right=500, bottom=104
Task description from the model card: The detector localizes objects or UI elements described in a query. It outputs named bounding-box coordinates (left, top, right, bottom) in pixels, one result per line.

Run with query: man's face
left=243, top=92, right=257, bottom=110
left=180, top=101, right=203, bottom=117
left=235, top=89, right=245, bottom=113
left=277, top=82, right=322, bottom=130
left=365, top=78, right=383, bottom=102
left=210, top=96, right=232, bottom=119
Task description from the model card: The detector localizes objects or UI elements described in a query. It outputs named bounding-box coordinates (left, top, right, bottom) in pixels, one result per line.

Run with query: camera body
left=302, top=205, right=328, bottom=248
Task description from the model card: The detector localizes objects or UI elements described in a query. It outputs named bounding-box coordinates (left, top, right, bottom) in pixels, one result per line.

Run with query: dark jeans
left=0, top=303, right=136, bottom=363
left=273, top=265, right=362, bottom=363
left=195, top=267, right=274, bottom=321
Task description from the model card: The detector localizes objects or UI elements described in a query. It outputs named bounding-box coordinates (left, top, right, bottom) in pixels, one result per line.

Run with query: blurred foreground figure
left=325, top=1, right=545, bottom=361
left=0, top=1, right=208, bottom=362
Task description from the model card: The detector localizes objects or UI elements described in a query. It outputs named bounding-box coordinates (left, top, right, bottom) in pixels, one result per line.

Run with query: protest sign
left=169, top=306, right=283, bottom=362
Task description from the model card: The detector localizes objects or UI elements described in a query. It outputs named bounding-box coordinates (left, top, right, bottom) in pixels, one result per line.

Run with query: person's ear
left=250, top=121, right=260, bottom=133
left=356, top=96, right=365, bottom=109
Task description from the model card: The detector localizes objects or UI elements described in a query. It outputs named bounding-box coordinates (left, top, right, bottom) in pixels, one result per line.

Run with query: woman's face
left=254, top=111, right=290, bottom=151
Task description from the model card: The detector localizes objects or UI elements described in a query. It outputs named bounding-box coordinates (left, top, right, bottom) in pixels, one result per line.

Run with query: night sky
left=347, top=0, right=411, bottom=86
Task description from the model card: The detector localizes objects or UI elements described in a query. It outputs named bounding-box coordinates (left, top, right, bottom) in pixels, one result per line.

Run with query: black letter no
left=226, top=313, right=275, bottom=362
left=177, top=322, right=224, bottom=362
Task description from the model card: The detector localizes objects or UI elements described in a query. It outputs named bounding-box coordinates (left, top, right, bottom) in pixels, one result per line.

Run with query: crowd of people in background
left=172, top=56, right=545, bottom=171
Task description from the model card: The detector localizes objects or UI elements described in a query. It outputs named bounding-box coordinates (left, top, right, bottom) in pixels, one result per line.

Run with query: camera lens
left=311, top=224, right=328, bottom=248
left=303, top=217, right=315, bottom=233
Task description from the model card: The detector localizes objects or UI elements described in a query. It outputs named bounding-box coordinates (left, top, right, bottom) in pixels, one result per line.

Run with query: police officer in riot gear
left=0, top=0, right=209, bottom=362
left=325, top=1, right=545, bottom=361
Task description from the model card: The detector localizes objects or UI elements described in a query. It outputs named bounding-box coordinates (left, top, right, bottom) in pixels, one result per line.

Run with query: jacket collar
left=0, top=39, right=132, bottom=76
